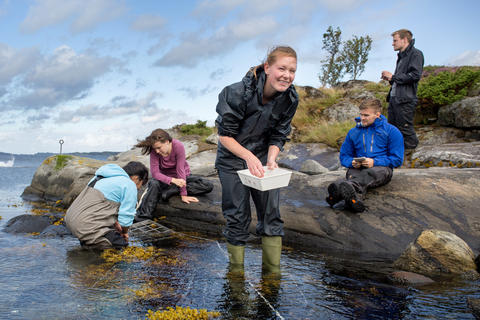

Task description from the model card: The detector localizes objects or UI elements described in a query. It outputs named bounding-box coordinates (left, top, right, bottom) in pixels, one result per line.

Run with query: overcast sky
left=1, top=0, right=479, bottom=154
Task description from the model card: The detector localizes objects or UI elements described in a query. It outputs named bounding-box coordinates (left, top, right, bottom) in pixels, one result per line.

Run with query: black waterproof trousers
left=343, top=166, right=393, bottom=199
left=218, top=169, right=284, bottom=246
left=387, top=97, right=419, bottom=149
left=136, top=176, right=213, bottom=221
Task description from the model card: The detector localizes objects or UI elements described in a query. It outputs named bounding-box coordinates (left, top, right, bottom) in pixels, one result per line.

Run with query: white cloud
left=154, top=15, right=278, bottom=68
left=20, top=0, right=126, bottom=33
left=448, top=50, right=480, bottom=66
left=178, top=85, right=217, bottom=99
left=6, top=45, right=119, bottom=109
left=231, top=16, right=277, bottom=39
left=0, top=44, right=40, bottom=85
left=131, top=14, right=166, bottom=33
left=56, top=91, right=163, bottom=123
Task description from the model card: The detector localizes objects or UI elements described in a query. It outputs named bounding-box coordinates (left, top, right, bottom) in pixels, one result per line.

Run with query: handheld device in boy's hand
left=354, top=157, right=366, bottom=162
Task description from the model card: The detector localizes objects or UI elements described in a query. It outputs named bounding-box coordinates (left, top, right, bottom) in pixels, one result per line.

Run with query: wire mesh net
left=129, top=219, right=174, bottom=243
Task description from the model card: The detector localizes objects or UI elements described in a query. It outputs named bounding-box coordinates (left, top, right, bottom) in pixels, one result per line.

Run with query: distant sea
left=0, top=151, right=119, bottom=197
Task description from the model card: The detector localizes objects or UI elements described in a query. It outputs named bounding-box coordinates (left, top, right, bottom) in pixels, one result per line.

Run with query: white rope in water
left=194, top=234, right=286, bottom=320
left=87, top=229, right=284, bottom=319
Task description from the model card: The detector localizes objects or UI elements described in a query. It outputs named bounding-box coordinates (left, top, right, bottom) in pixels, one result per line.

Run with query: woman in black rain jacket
left=215, top=46, right=298, bottom=272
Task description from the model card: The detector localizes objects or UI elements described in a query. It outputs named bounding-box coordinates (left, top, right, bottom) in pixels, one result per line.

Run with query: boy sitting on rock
left=326, top=98, right=404, bottom=212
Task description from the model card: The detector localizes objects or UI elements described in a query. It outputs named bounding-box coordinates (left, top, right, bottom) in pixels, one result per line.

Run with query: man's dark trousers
left=344, top=166, right=393, bottom=199
left=388, top=97, right=419, bottom=149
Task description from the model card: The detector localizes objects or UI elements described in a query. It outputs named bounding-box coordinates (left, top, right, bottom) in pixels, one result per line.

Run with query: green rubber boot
left=227, top=243, right=245, bottom=271
left=262, top=236, right=282, bottom=273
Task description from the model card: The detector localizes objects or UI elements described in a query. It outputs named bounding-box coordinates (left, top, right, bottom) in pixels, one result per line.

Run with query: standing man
left=326, top=98, right=404, bottom=213
left=381, top=29, right=424, bottom=151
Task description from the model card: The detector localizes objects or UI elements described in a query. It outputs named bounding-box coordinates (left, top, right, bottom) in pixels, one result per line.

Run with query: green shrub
left=418, top=67, right=480, bottom=107
left=179, top=120, right=214, bottom=137
left=55, top=155, right=72, bottom=170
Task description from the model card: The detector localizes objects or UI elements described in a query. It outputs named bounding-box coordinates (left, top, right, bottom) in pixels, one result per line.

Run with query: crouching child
left=65, top=161, right=148, bottom=249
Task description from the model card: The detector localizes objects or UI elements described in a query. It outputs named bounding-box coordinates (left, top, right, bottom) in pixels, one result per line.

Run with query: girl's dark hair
left=252, top=45, right=297, bottom=78
left=122, top=161, right=149, bottom=185
left=135, top=128, right=172, bottom=155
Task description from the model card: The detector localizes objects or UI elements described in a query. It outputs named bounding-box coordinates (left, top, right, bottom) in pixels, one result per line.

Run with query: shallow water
left=0, top=153, right=479, bottom=319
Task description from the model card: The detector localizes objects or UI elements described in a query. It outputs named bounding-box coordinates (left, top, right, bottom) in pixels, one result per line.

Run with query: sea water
left=0, top=152, right=478, bottom=319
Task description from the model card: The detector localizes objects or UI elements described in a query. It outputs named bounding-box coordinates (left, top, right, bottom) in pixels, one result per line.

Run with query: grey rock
left=301, top=86, right=327, bottom=99
left=106, top=148, right=149, bottom=168
left=299, top=159, right=329, bottom=175
left=393, top=229, right=478, bottom=278
left=411, top=141, right=480, bottom=168
left=335, top=80, right=371, bottom=90
left=323, top=101, right=359, bottom=123
left=40, top=224, right=72, bottom=237
left=468, top=298, right=480, bottom=319
left=277, top=143, right=339, bottom=172
left=4, top=214, right=51, bottom=234
left=390, top=271, right=435, bottom=285
left=347, top=90, right=375, bottom=101
left=416, top=126, right=468, bottom=146
left=438, top=96, right=480, bottom=128
left=205, top=133, right=219, bottom=145
left=188, top=150, right=217, bottom=176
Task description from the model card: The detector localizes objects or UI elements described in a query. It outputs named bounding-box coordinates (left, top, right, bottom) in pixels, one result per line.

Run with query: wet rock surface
left=393, top=229, right=478, bottom=278
left=389, top=271, right=435, bottom=286
left=468, top=298, right=480, bottom=320
left=4, top=214, right=52, bottom=234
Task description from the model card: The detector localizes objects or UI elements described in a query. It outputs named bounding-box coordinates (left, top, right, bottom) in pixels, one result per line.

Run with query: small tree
left=341, top=35, right=372, bottom=80
left=319, top=26, right=345, bottom=87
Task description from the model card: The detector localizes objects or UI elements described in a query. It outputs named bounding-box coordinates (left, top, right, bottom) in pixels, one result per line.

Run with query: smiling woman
left=214, top=46, right=299, bottom=272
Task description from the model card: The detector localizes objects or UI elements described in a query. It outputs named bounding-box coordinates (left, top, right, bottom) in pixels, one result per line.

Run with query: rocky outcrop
left=411, top=141, right=480, bottom=168
left=21, top=156, right=105, bottom=203
left=155, top=168, right=480, bottom=257
left=322, top=101, right=359, bottom=123
left=21, top=151, right=480, bottom=257
left=393, top=229, right=478, bottom=278
left=416, top=126, right=472, bottom=146
left=297, top=86, right=327, bottom=99
left=438, top=96, right=480, bottom=128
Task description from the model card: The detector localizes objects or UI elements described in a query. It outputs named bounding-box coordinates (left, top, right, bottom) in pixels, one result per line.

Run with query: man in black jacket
left=381, top=29, right=424, bottom=150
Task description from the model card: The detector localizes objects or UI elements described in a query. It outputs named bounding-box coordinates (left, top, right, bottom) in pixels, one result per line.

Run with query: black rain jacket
left=215, top=67, right=298, bottom=171
left=387, top=39, right=424, bottom=103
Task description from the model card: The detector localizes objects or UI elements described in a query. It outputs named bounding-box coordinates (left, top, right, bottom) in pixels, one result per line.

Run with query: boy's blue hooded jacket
left=340, top=115, right=404, bottom=168
left=89, top=164, right=137, bottom=227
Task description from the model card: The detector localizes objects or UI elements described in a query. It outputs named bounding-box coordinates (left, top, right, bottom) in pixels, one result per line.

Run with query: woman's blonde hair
left=252, top=46, right=297, bottom=78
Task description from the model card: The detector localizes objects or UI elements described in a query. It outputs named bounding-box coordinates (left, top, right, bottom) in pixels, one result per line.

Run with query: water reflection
left=1, top=206, right=479, bottom=319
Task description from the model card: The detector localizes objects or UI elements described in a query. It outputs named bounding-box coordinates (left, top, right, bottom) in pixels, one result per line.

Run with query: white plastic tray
left=237, top=167, right=292, bottom=191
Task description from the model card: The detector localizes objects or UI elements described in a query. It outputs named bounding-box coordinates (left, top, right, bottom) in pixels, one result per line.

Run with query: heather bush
left=417, top=67, right=480, bottom=107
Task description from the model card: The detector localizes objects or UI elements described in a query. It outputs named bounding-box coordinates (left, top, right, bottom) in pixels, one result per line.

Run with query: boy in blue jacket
left=327, top=98, right=404, bottom=212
